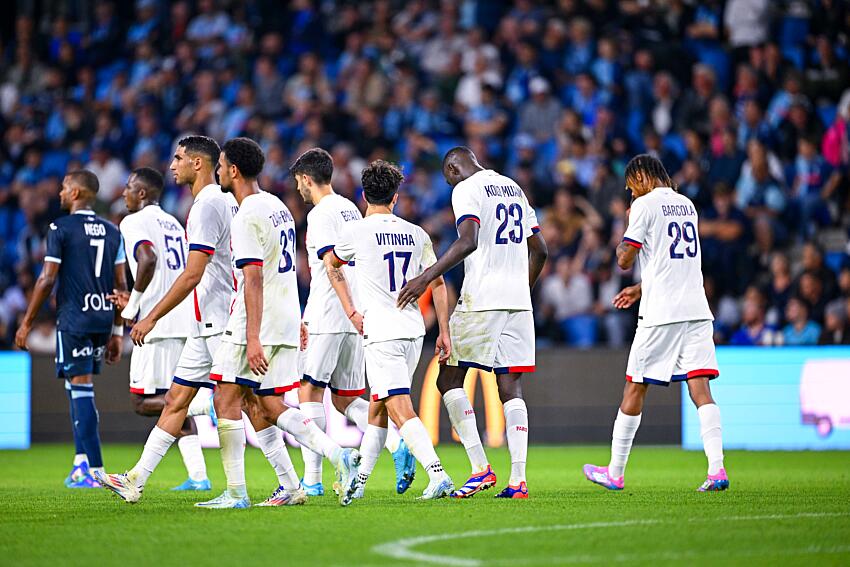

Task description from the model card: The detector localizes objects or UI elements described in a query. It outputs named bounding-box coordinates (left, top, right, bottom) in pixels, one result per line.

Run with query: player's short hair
left=442, top=146, right=474, bottom=168
left=624, top=154, right=675, bottom=190
left=131, top=167, right=164, bottom=197
left=222, top=137, right=265, bottom=179
left=66, top=170, right=99, bottom=195
left=178, top=135, right=220, bottom=165
left=289, top=147, right=334, bottom=185
left=361, top=160, right=404, bottom=206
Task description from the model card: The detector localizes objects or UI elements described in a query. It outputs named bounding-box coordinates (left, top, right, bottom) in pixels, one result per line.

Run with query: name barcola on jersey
left=660, top=204, right=697, bottom=217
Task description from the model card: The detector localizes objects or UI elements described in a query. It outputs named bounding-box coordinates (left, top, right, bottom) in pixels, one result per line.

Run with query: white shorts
left=447, top=310, right=536, bottom=374
left=365, top=337, right=424, bottom=401
left=172, top=334, right=221, bottom=389
left=300, top=332, right=365, bottom=396
left=626, top=320, right=719, bottom=386
left=129, top=337, right=186, bottom=395
left=211, top=341, right=300, bottom=396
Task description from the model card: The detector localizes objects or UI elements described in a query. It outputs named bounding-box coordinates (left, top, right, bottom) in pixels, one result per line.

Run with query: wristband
left=112, top=324, right=124, bottom=337
left=121, top=289, right=144, bottom=320
left=348, top=310, right=357, bottom=319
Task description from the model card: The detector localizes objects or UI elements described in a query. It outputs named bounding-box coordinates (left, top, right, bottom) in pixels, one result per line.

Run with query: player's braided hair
left=362, top=160, right=404, bottom=206
left=624, top=154, right=676, bottom=192
left=290, top=147, right=334, bottom=185
left=222, top=137, right=265, bottom=179
left=178, top=135, right=220, bottom=166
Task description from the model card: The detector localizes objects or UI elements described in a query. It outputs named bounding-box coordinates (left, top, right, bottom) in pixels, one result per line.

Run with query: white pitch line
left=371, top=512, right=850, bottom=566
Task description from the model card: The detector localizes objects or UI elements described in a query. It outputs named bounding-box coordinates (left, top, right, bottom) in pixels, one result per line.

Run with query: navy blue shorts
left=56, top=331, right=110, bottom=378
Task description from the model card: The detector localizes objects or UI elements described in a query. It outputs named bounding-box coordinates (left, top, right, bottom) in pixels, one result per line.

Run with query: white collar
left=194, top=184, right=221, bottom=202
left=72, top=209, right=96, bottom=215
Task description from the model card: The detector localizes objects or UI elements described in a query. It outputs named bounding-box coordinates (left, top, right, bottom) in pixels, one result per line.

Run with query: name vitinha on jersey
left=376, top=232, right=415, bottom=246
left=661, top=204, right=696, bottom=216
left=269, top=208, right=294, bottom=227
left=483, top=184, right=523, bottom=198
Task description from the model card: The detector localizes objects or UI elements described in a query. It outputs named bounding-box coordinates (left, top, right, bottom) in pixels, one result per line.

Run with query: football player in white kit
left=583, top=154, right=728, bottom=492
left=109, top=167, right=210, bottom=491
left=198, top=138, right=361, bottom=509
left=398, top=147, right=548, bottom=499
left=97, top=135, right=236, bottom=502
left=290, top=147, right=414, bottom=497
left=330, top=160, right=454, bottom=500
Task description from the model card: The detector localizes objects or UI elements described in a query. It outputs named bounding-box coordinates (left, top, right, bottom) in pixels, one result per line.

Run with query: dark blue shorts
left=56, top=331, right=110, bottom=378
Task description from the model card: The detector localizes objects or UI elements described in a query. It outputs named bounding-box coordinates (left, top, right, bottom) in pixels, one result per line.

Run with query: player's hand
left=300, top=322, right=309, bottom=351
left=107, top=289, right=130, bottom=310
left=397, top=274, right=428, bottom=309
left=435, top=332, right=452, bottom=364
left=130, top=316, right=156, bottom=346
left=247, top=339, right=268, bottom=375
left=612, top=284, right=642, bottom=309
left=106, top=335, right=122, bottom=364
left=349, top=311, right=364, bottom=335
left=14, top=321, right=31, bottom=351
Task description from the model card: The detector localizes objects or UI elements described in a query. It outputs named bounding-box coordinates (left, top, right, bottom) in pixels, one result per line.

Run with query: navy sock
left=65, top=381, right=85, bottom=457
left=70, top=384, right=103, bottom=468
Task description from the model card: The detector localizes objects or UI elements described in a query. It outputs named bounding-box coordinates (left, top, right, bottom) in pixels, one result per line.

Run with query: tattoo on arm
left=328, top=266, right=345, bottom=283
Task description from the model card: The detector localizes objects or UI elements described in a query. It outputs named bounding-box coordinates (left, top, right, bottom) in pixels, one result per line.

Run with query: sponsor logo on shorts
left=72, top=346, right=92, bottom=358
left=515, top=426, right=528, bottom=432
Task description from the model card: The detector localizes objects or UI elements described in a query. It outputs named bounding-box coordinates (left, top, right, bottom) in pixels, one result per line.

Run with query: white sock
left=217, top=418, right=247, bottom=498
left=608, top=410, right=641, bottom=479
left=442, top=388, right=488, bottom=472
left=256, top=426, right=299, bottom=490
left=344, top=397, right=402, bottom=455
left=358, top=425, right=387, bottom=482
left=298, top=402, right=326, bottom=485
left=187, top=393, right=210, bottom=417
left=73, top=453, right=87, bottom=466
left=399, top=417, right=444, bottom=482
left=278, top=409, right=341, bottom=465
left=129, top=426, right=176, bottom=488
left=698, top=403, right=725, bottom=475
left=177, top=434, right=207, bottom=482
left=503, top=398, right=528, bottom=485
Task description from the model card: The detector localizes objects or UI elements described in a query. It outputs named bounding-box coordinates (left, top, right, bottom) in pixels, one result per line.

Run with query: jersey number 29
left=668, top=221, right=698, bottom=259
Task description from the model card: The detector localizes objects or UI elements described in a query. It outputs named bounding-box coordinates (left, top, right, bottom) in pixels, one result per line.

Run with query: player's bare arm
left=429, top=275, right=452, bottom=363
left=14, top=261, right=60, bottom=350
left=613, top=283, right=642, bottom=309
left=616, top=241, right=639, bottom=270
left=130, top=249, right=210, bottom=345
left=242, top=263, right=268, bottom=376
left=324, top=252, right=363, bottom=334
left=527, top=232, right=548, bottom=289
left=108, top=243, right=155, bottom=318
left=397, top=219, right=479, bottom=308
left=106, top=262, right=128, bottom=365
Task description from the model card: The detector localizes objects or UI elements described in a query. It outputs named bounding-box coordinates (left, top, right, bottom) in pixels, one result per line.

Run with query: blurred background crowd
left=2, top=0, right=850, bottom=351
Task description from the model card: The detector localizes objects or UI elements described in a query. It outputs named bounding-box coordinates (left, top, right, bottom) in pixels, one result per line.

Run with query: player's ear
left=391, top=193, right=399, bottom=206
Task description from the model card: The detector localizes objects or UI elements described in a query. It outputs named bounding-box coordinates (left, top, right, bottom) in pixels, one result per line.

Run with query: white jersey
left=226, top=191, right=300, bottom=347
left=451, top=169, right=540, bottom=312
left=623, top=186, right=714, bottom=327
left=303, top=193, right=362, bottom=334
left=119, top=205, right=193, bottom=339
left=334, top=213, right=436, bottom=345
left=186, top=184, right=238, bottom=337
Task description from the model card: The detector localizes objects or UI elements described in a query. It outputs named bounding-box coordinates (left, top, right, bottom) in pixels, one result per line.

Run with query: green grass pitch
left=1, top=444, right=848, bottom=566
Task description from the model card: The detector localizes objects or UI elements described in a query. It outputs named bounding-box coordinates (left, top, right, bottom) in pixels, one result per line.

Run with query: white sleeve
left=623, top=197, right=650, bottom=249
left=120, top=216, right=155, bottom=261
left=231, top=214, right=264, bottom=269
left=420, top=229, right=437, bottom=270
left=523, top=193, right=540, bottom=237
left=309, top=209, right=338, bottom=259
left=451, top=180, right=482, bottom=229
left=187, top=201, right=222, bottom=255
left=333, top=225, right=356, bottom=264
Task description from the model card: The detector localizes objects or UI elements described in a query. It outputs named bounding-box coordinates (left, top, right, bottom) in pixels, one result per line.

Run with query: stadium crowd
left=1, top=0, right=850, bottom=350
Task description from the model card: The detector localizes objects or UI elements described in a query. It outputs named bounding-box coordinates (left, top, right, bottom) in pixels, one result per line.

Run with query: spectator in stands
left=818, top=300, right=850, bottom=345
left=700, top=183, right=750, bottom=295
left=730, top=286, right=779, bottom=345
left=539, top=255, right=596, bottom=348
left=782, top=297, right=822, bottom=345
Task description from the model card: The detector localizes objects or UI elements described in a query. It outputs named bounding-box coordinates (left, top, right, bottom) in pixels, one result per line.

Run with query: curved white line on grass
left=371, top=512, right=850, bottom=566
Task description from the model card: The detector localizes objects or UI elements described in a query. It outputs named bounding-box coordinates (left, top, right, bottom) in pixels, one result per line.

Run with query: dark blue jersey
left=44, top=209, right=125, bottom=333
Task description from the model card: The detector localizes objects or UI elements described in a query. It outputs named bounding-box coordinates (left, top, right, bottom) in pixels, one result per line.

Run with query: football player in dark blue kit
left=16, top=170, right=127, bottom=488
